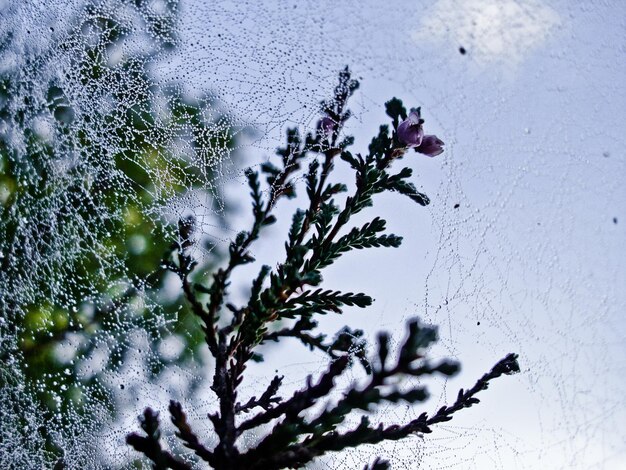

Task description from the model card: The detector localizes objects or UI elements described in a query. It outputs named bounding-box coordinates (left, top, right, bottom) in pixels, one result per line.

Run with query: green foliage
left=127, top=68, right=519, bottom=469
left=0, top=0, right=235, bottom=453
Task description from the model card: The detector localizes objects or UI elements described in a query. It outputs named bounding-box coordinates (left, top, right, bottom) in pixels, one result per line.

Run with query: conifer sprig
left=127, top=68, right=519, bottom=470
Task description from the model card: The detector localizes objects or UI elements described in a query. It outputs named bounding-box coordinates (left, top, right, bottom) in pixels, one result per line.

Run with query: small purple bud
left=416, top=135, right=445, bottom=157
left=317, top=116, right=335, bottom=138
left=397, top=111, right=424, bottom=148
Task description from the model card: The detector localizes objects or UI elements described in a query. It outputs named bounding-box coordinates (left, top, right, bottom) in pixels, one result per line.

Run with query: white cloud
left=412, top=0, right=561, bottom=69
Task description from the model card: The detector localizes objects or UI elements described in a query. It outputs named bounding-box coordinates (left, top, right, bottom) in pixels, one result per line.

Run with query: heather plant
left=127, top=68, right=519, bottom=470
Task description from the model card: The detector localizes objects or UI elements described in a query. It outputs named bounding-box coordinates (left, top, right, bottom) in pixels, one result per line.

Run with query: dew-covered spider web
left=1, top=0, right=625, bottom=469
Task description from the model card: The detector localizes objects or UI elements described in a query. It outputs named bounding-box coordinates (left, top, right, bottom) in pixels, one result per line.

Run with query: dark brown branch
left=126, top=408, right=191, bottom=470
left=263, top=327, right=332, bottom=357
left=169, top=401, right=215, bottom=466
left=246, top=354, right=520, bottom=470
left=424, top=352, right=520, bottom=427
left=235, top=375, right=283, bottom=414
left=237, top=355, right=350, bottom=437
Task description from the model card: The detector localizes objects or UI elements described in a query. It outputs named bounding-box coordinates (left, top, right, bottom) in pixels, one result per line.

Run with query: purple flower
left=317, top=116, right=335, bottom=138
left=397, top=109, right=445, bottom=157
left=397, top=111, right=424, bottom=148
left=416, top=135, right=445, bottom=157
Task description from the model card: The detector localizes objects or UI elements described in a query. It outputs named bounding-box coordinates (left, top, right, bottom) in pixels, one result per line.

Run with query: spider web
left=1, top=0, right=625, bottom=469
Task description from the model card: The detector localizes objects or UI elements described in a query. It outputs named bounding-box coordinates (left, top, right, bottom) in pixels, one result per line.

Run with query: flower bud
left=397, top=111, right=424, bottom=148
left=317, top=116, right=335, bottom=139
left=416, top=135, right=445, bottom=157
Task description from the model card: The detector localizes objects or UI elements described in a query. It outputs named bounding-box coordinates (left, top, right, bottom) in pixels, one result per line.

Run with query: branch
left=423, top=353, right=520, bottom=428
left=169, top=401, right=215, bottom=466
left=126, top=408, right=191, bottom=470
left=237, top=355, right=350, bottom=436
left=235, top=375, right=283, bottom=414
left=245, top=353, right=520, bottom=470
left=263, top=322, right=331, bottom=357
